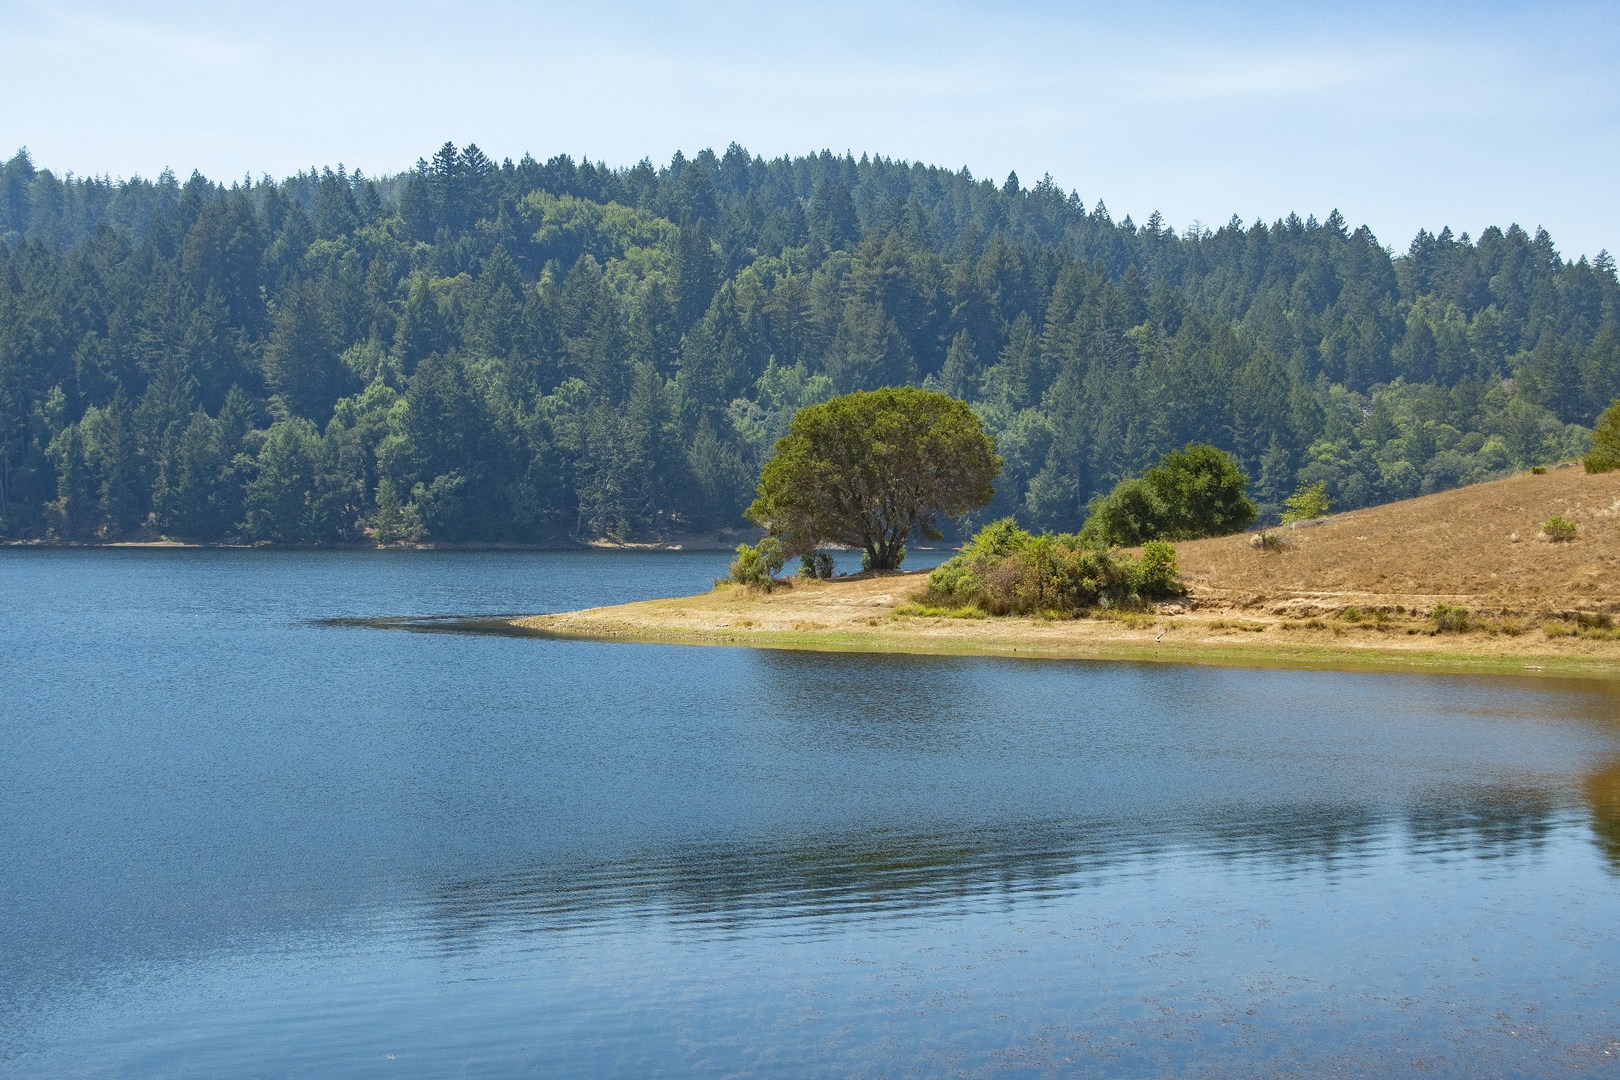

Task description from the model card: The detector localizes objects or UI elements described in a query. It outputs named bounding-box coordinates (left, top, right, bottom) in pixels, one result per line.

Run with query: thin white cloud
left=22, top=0, right=252, bottom=66
left=1128, top=53, right=1395, bottom=100
left=4, top=0, right=1616, bottom=256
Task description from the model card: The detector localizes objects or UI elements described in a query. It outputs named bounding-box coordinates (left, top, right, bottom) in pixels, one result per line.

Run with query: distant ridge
left=0, top=143, right=1614, bottom=546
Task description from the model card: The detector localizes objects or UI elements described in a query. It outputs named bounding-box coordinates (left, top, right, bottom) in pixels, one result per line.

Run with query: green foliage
left=1542, top=515, right=1578, bottom=541
left=370, top=478, right=424, bottom=543
left=0, top=143, right=1611, bottom=546
left=747, top=388, right=999, bottom=571
left=1430, top=603, right=1471, bottom=633
left=1082, top=444, right=1256, bottom=545
left=727, top=536, right=786, bottom=587
left=1587, top=399, right=1620, bottom=473
left=798, top=550, right=834, bottom=580
left=1131, top=540, right=1180, bottom=595
left=1281, top=480, right=1331, bottom=524
left=927, top=518, right=1181, bottom=616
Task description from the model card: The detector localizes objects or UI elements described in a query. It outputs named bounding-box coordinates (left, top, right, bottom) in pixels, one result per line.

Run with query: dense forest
left=1, top=142, right=1615, bottom=544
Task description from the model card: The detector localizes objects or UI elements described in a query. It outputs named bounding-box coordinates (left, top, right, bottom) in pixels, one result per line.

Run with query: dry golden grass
left=1176, top=462, right=1619, bottom=620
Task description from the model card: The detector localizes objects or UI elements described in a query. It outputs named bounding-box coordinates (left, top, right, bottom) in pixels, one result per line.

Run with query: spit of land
left=514, top=466, right=1620, bottom=678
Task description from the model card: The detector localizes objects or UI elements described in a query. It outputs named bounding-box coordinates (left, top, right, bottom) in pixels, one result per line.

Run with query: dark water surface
left=2, top=549, right=1618, bottom=1077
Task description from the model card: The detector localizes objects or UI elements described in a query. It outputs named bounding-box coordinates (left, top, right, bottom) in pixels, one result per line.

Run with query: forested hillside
left=1, top=142, right=1614, bottom=544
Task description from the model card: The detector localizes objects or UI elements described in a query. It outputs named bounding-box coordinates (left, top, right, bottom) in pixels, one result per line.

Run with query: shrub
left=728, top=536, right=787, bottom=587
left=1130, top=540, right=1179, bottom=595
left=798, top=550, right=835, bottom=580
left=1542, top=515, right=1578, bottom=542
left=1281, top=480, right=1331, bottom=524
left=1081, top=477, right=1166, bottom=547
left=1081, top=444, right=1256, bottom=545
left=927, top=519, right=1182, bottom=616
left=1430, top=603, right=1471, bottom=633
left=1530, top=465, right=1547, bottom=475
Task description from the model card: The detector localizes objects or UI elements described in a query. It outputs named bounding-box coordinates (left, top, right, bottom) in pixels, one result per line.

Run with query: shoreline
left=0, top=534, right=757, bottom=553
left=510, top=572, right=1620, bottom=681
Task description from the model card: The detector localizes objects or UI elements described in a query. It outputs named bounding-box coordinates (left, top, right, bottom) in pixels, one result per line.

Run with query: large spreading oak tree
left=746, top=387, right=1000, bottom=570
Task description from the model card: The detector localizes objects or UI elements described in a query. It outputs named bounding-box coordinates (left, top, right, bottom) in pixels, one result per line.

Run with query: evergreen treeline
left=1, top=142, right=1614, bottom=544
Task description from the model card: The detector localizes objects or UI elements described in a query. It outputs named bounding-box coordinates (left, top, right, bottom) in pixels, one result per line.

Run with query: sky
left=5, top=0, right=1617, bottom=259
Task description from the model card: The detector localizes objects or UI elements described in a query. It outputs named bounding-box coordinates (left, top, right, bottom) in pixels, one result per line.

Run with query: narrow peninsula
left=514, top=466, right=1620, bottom=678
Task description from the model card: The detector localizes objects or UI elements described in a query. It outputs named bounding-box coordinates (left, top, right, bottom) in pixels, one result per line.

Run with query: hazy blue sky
left=6, top=0, right=1617, bottom=258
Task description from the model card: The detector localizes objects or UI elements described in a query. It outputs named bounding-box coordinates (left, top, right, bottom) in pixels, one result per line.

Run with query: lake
left=2, top=549, right=1617, bottom=1077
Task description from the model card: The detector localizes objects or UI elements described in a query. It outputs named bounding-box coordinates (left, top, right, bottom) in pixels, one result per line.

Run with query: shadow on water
left=314, top=614, right=547, bottom=637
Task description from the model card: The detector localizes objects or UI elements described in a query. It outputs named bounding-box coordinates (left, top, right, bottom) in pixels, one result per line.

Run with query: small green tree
left=1281, top=480, right=1331, bottom=524
left=728, top=536, right=786, bottom=586
left=747, top=387, right=1000, bottom=571
left=1586, top=398, right=1620, bottom=473
left=1130, top=540, right=1180, bottom=595
left=1082, top=444, right=1256, bottom=545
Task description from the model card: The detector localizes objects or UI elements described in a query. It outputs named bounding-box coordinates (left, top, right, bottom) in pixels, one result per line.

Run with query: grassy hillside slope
left=1178, top=463, right=1617, bottom=617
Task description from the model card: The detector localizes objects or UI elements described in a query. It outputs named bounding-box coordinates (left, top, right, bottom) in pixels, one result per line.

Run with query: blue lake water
left=2, top=548, right=1618, bottom=1077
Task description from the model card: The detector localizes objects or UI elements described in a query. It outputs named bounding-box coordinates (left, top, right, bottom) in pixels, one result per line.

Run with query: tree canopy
left=0, top=142, right=1611, bottom=545
left=1586, top=398, right=1620, bottom=473
left=1081, top=444, right=1256, bottom=545
left=745, top=387, right=1000, bottom=569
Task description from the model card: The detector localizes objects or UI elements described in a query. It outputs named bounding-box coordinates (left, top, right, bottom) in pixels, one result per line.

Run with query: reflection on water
left=417, top=781, right=1580, bottom=949
left=2, top=549, right=1619, bottom=1078
left=1583, top=759, right=1620, bottom=868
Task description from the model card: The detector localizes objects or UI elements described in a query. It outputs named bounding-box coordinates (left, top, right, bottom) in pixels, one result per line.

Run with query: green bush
left=927, top=518, right=1182, bottom=616
left=1130, top=540, right=1179, bottom=595
left=1080, top=477, right=1165, bottom=547
left=1430, top=603, right=1471, bottom=633
left=1081, top=444, right=1256, bottom=545
left=728, top=536, right=787, bottom=587
left=1542, top=515, right=1578, bottom=542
